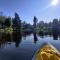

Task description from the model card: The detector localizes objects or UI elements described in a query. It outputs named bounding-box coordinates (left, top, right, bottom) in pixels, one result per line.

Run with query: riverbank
left=0, top=27, right=13, bottom=34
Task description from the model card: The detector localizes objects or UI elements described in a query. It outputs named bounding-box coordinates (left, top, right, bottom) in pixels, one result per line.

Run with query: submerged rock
left=35, top=43, right=60, bottom=60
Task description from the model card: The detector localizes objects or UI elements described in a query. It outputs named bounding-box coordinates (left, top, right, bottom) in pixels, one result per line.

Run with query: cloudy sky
left=0, top=0, right=60, bottom=24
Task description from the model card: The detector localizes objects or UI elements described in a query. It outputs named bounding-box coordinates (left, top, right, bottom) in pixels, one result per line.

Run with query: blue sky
left=0, top=0, right=60, bottom=24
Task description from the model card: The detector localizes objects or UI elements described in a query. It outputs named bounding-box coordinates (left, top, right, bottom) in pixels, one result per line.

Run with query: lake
left=0, top=33, right=60, bottom=60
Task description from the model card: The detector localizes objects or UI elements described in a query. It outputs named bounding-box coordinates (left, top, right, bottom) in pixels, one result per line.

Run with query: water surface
left=0, top=33, right=60, bottom=60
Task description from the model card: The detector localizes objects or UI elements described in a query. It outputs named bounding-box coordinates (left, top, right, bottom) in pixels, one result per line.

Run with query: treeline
left=0, top=12, right=60, bottom=36
left=37, top=18, right=60, bottom=36
left=0, top=16, right=12, bottom=28
left=0, top=12, right=33, bottom=33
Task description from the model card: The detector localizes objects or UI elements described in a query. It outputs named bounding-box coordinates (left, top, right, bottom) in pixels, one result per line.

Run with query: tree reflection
left=52, top=27, right=59, bottom=40
left=0, top=33, right=12, bottom=48
left=0, top=32, right=22, bottom=48
left=13, top=32, right=22, bottom=48
left=53, top=34, right=58, bottom=40
left=33, top=32, right=38, bottom=44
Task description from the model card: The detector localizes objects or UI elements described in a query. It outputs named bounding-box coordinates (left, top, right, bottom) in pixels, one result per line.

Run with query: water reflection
left=0, top=33, right=12, bottom=48
left=33, top=32, right=38, bottom=44
left=0, top=32, right=22, bottom=48
left=0, top=32, right=60, bottom=60
left=38, top=33, right=59, bottom=40
left=13, top=32, right=22, bottom=48
left=53, top=35, right=58, bottom=40
left=0, top=32, right=60, bottom=48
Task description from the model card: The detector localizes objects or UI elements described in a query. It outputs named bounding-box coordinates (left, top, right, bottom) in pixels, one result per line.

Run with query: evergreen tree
left=33, top=16, right=38, bottom=33
left=13, top=12, right=21, bottom=32
left=5, top=17, right=12, bottom=27
left=52, top=18, right=59, bottom=37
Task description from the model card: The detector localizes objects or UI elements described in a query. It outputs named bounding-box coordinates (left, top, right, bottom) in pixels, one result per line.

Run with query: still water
left=0, top=33, right=60, bottom=60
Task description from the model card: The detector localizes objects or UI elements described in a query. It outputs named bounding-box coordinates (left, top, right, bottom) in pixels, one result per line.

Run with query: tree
left=15, top=13, right=21, bottom=27
left=12, top=12, right=21, bottom=32
left=33, top=16, right=38, bottom=28
left=33, top=16, right=38, bottom=33
left=58, top=19, right=60, bottom=35
left=52, top=18, right=59, bottom=37
left=5, top=17, right=12, bottom=27
left=52, top=18, right=58, bottom=28
left=38, top=21, right=44, bottom=28
left=0, top=16, right=6, bottom=25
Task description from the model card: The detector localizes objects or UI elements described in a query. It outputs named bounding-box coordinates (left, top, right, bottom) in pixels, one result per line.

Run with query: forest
left=0, top=12, right=60, bottom=37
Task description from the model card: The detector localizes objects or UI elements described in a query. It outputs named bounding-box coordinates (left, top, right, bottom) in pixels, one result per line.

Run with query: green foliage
left=0, top=29, right=4, bottom=32
left=15, top=12, right=21, bottom=27
left=0, top=16, right=6, bottom=24
left=12, top=12, right=21, bottom=31
left=0, top=27, right=13, bottom=33
left=5, top=17, right=12, bottom=27
left=4, top=27, right=13, bottom=33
